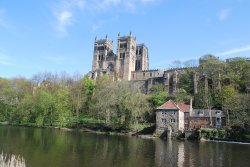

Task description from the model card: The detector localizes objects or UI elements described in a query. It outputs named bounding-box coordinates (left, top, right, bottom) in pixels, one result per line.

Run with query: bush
left=226, top=126, right=246, bottom=139
left=199, top=128, right=226, bottom=139
left=218, top=130, right=226, bottom=138
left=212, top=130, right=218, bottom=138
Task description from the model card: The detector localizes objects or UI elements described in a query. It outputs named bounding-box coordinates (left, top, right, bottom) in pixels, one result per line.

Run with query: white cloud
left=52, top=0, right=158, bottom=34
left=52, top=0, right=85, bottom=35
left=55, top=10, right=73, bottom=33
left=218, top=8, right=231, bottom=21
left=43, top=56, right=66, bottom=65
left=216, top=45, right=250, bottom=56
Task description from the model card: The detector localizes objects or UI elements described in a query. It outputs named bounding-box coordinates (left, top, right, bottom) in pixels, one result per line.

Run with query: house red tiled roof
left=177, top=102, right=190, bottom=112
left=157, top=100, right=179, bottom=110
left=157, top=100, right=191, bottom=112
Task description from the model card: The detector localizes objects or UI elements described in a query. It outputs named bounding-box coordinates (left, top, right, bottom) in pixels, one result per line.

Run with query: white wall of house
left=178, top=110, right=184, bottom=132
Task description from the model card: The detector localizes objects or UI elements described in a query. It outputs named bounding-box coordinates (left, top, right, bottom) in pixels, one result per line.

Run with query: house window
left=216, top=111, right=221, bottom=115
left=216, top=118, right=221, bottom=124
left=170, top=119, right=176, bottom=123
left=205, top=118, right=209, bottom=122
left=143, top=72, right=145, bottom=78
left=194, top=118, right=199, bottom=122
left=150, top=73, right=152, bottom=77
left=198, top=111, right=204, bottom=115
left=161, top=118, right=167, bottom=123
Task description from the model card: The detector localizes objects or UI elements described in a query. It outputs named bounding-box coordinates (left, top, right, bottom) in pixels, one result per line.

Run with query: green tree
left=148, top=83, right=168, bottom=108
left=226, top=57, right=250, bottom=92
left=54, top=88, right=72, bottom=127
left=81, top=76, right=95, bottom=115
left=179, top=72, right=193, bottom=93
left=170, top=88, right=190, bottom=103
left=92, top=78, right=150, bottom=130
left=219, top=85, right=238, bottom=125
left=33, top=89, right=54, bottom=126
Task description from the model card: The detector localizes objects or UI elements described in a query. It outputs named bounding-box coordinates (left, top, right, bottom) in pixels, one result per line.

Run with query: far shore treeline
left=0, top=55, right=249, bottom=131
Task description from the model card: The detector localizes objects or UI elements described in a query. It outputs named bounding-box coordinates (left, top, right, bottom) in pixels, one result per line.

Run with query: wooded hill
left=0, top=55, right=249, bottom=131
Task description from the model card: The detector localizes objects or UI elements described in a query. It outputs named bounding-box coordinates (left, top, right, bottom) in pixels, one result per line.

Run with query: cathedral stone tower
left=135, top=44, right=149, bottom=71
left=92, top=35, right=115, bottom=79
left=116, top=32, right=136, bottom=80
left=91, top=32, right=150, bottom=81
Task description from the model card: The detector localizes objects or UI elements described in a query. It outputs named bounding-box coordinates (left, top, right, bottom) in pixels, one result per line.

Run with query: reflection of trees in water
left=155, top=139, right=179, bottom=167
left=153, top=139, right=244, bottom=167
left=1, top=127, right=250, bottom=167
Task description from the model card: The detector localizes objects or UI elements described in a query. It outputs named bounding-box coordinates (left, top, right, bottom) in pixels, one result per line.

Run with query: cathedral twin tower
left=92, top=32, right=149, bottom=80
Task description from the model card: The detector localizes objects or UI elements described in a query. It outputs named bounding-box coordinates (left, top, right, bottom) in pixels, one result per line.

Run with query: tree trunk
left=209, top=107, right=213, bottom=127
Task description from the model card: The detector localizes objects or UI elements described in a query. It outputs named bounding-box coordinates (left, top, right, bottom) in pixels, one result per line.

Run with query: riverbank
left=0, top=121, right=156, bottom=137
left=210, top=137, right=250, bottom=144
left=199, top=137, right=250, bottom=144
left=3, top=122, right=250, bottom=143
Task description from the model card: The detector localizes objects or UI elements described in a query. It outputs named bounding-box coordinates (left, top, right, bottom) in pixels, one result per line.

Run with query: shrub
left=218, top=130, right=226, bottom=138
left=226, top=126, right=246, bottom=139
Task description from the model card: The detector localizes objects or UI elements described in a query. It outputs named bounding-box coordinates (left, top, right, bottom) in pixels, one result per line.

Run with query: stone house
left=156, top=99, right=227, bottom=137
left=155, top=100, right=191, bottom=137
left=188, top=109, right=226, bottom=129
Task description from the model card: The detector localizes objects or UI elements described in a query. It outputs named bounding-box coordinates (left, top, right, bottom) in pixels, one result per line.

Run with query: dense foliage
left=0, top=56, right=249, bottom=131
left=0, top=73, right=150, bottom=131
left=193, top=56, right=250, bottom=129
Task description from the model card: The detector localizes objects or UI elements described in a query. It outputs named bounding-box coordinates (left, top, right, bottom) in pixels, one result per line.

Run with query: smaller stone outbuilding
left=189, top=109, right=226, bottom=129
left=155, top=100, right=191, bottom=138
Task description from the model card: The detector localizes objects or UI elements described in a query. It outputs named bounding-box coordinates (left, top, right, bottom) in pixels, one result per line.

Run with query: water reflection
left=0, top=126, right=250, bottom=167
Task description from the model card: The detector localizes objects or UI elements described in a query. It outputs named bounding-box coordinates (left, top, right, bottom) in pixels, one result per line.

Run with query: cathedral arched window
left=108, top=63, right=114, bottom=71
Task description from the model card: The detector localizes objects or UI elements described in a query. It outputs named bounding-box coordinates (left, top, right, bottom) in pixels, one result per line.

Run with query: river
left=0, top=126, right=250, bottom=167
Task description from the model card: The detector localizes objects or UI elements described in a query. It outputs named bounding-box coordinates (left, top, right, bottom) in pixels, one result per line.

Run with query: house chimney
left=190, top=98, right=193, bottom=112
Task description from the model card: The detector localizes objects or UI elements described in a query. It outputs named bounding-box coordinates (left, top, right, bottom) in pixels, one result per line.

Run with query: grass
left=79, top=117, right=104, bottom=124
left=0, top=122, right=9, bottom=125
left=0, top=153, right=26, bottom=167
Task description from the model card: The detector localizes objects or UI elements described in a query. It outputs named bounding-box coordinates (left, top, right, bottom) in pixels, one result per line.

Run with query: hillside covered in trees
left=0, top=56, right=249, bottom=131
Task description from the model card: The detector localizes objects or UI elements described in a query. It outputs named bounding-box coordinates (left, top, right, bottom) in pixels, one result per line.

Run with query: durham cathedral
left=90, top=32, right=199, bottom=94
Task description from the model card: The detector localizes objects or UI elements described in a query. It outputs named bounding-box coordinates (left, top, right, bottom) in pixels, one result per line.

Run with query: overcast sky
left=0, top=0, right=250, bottom=78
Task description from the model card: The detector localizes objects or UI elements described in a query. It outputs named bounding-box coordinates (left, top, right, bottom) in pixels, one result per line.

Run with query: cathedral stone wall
left=91, top=33, right=198, bottom=94
left=131, top=70, right=164, bottom=81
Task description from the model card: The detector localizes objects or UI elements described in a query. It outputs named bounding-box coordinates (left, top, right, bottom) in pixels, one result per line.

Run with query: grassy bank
left=188, top=127, right=250, bottom=142
left=0, top=117, right=154, bottom=136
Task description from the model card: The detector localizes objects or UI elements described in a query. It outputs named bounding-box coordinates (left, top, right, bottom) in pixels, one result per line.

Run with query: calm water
left=0, top=126, right=250, bottom=167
